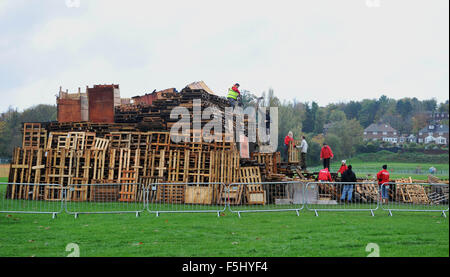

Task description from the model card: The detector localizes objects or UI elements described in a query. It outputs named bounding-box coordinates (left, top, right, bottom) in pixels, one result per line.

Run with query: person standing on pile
left=227, top=83, right=241, bottom=108
left=340, top=165, right=356, bottom=204
left=320, top=143, right=334, bottom=170
left=296, top=136, right=308, bottom=170
left=284, top=131, right=294, bottom=162
left=377, top=164, right=390, bottom=204
left=318, top=167, right=332, bottom=182
left=338, top=160, right=348, bottom=178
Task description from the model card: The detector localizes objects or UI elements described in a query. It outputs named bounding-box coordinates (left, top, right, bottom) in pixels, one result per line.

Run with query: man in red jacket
left=377, top=164, right=390, bottom=204
left=318, top=167, right=332, bottom=182
left=320, top=143, right=334, bottom=169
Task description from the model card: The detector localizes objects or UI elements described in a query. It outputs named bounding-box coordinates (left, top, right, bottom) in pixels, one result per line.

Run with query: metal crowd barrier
left=2, top=181, right=448, bottom=219
left=380, top=182, right=449, bottom=217
left=305, top=182, right=379, bottom=216
left=64, top=183, right=146, bottom=218
left=0, top=183, right=64, bottom=218
left=227, top=181, right=306, bottom=217
left=145, top=182, right=227, bottom=217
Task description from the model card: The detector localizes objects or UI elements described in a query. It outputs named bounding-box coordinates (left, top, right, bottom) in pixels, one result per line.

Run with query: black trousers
left=323, top=158, right=330, bottom=169
left=300, top=152, right=307, bottom=169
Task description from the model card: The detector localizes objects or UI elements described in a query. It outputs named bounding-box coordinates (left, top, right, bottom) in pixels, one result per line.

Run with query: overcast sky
left=0, top=0, right=448, bottom=112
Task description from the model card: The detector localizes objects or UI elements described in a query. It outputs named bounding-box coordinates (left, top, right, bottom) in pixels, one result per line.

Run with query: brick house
left=417, top=124, right=449, bottom=145
left=363, top=123, right=399, bottom=144
left=420, top=111, right=449, bottom=123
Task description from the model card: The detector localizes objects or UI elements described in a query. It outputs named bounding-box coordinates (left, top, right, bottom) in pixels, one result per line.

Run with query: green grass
left=0, top=210, right=447, bottom=257
left=1, top=180, right=449, bottom=258
left=309, top=161, right=449, bottom=180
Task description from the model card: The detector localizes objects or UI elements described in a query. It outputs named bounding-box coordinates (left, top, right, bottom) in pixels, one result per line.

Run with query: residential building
left=420, top=111, right=449, bottom=123
left=363, top=123, right=399, bottom=144
left=417, top=124, right=449, bottom=145
left=407, top=134, right=417, bottom=143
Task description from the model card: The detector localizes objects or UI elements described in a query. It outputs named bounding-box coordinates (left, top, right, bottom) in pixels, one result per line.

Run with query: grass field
left=1, top=175, right=449, bottom=258
left=309, top=161, right=449, bottom=180
left=0, top=209, right=448, bottom=257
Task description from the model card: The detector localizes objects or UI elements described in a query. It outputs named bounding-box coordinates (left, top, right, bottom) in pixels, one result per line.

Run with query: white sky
left=0, top=0, right=448, bottom=112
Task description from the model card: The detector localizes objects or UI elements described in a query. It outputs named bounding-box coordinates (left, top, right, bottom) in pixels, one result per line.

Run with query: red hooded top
left=284, top=135, right=294, bottom=146
left=376, top=169, right=390, bottom=185
left=320, top=145, right=334, bottom=159
left=318, top=168, right=332, bottom=182
left=338, top=165, right=348, bottom=174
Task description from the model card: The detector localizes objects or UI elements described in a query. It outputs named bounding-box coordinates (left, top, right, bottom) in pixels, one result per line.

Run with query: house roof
left=364, top=123, right=397, bottom=133
left=419, top=124, right=449, bottom=133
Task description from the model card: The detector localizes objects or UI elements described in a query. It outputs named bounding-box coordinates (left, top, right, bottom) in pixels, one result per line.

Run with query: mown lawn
left=1, top=178, right=448, bottom=258
left=309, top=161, right=449, bottom=180
left=0, top=208, right=448, bottom=257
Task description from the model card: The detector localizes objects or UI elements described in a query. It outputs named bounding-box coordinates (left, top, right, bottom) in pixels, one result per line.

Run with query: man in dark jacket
left=340, top=165, right=356, bottom=203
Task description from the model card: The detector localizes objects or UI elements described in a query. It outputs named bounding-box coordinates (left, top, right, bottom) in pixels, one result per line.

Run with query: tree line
left=0, top=105, right=57, bottom=158
left=1, top=93, right=449, bottom=165
left=243, top=90, right=449, bottom=166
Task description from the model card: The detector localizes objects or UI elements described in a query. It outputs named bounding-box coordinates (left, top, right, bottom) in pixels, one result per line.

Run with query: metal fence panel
left=65, top=183, right=146, bottom=218
left=227, top=182, right=306, bottom=217
left=380, top=182, right=449, bottom=217
left=0, top=183, right=64, bottom=218
left=305, top=182, right=379, bottom=216
left=146, top=182, right=227, bottom=216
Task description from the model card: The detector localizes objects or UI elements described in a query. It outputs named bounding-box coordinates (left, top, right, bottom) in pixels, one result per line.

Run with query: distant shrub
left=350, top=151, right=448, bottom=164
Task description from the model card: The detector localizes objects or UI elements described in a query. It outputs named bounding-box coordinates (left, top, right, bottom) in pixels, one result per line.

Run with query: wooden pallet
left=68, top=177, right=89, bottom=201
left=288, top=140, right=300, bottom=163
left=117, top=148, right=139, bottom=202
left=92, top=137, right=109, bottom=150
left=44, top=149, right=74, bottom=200
left=107, top=132, right=131, bottom=149
left=355, top=183, right=378, bottom=203
left=239, top=166, right=266, bottom=205
left=90, top=180, right=120, bottom=202
left=156, top=183, right=185, bottom=204
left=317, top=183, right=337, bottom=200
left=427, top=185, right=449, bottom=205
left=218, top=183, right=244, bottom=205
left=251, top=152, right=280, bottom=175
left=167, top=149, right=189, bottom=183
left=22, top=123, right=47, bottom=150
left=185, top=184, right=214, bottom=205
left=209, top=150, right=240, bottom=184
left=395, top=178, right=430, bottom=204
left=7, top=148, right=45, bottom=200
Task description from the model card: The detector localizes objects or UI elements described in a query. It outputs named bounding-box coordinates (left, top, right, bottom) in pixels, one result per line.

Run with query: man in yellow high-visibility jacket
left=227, top=83, right=241, bottom=107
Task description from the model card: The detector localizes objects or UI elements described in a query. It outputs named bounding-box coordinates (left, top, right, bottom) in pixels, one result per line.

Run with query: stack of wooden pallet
left=395, top=178, right=430, bottom=204
left=7, top=87, right=297, bottom=205
left=7, top=127, right=246, bottom=203
left=354, top=183, right=378, bottom=203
